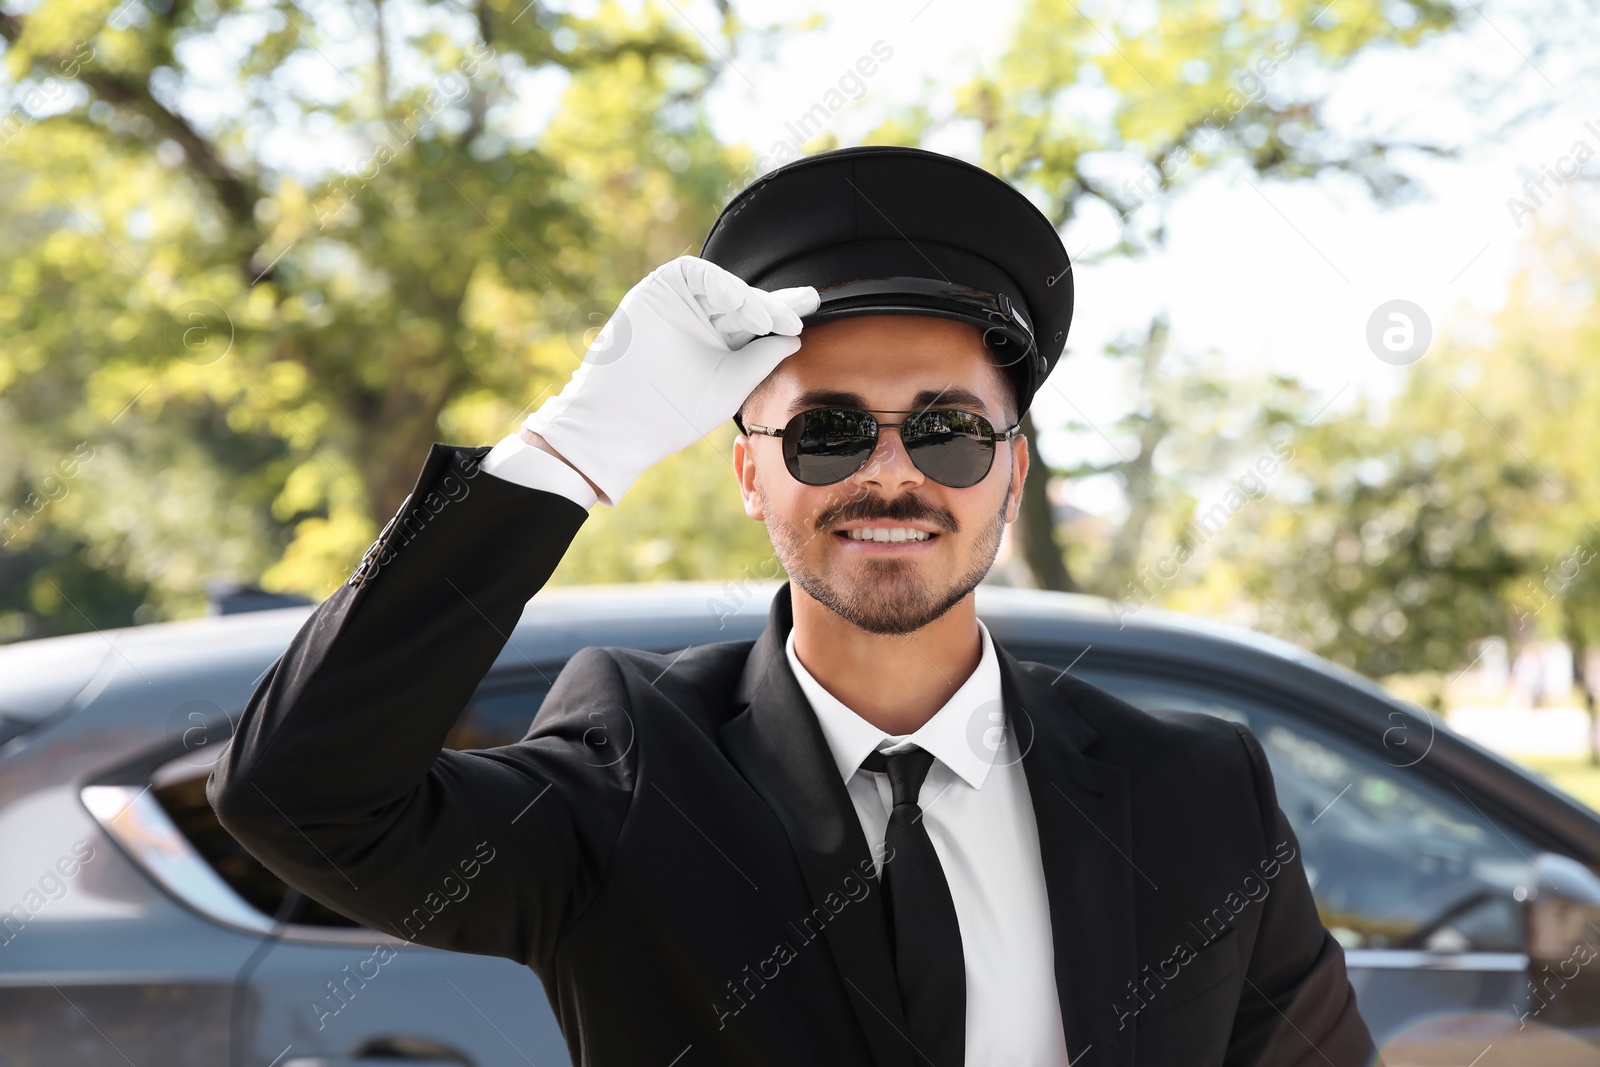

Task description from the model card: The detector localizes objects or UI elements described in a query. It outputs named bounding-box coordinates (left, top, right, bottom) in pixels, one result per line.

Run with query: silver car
left=4, top=581, right=1600, bottom=1065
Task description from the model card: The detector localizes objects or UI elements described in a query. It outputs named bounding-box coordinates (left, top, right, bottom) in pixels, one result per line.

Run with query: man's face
left=732, top=314, right=1030, bottom=636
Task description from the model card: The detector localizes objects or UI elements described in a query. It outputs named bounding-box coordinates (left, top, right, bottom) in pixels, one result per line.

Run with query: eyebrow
left=785, top=386, right=993, bottom=418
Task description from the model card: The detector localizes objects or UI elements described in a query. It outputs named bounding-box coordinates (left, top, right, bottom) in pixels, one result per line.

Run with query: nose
left=850, top=422, right=925, bottom=494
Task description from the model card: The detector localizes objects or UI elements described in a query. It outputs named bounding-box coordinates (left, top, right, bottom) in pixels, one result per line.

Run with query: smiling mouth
left=833, top=526, right=940, bottom=544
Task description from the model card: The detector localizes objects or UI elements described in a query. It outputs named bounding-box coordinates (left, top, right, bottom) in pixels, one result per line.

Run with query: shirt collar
left=784, top=618, right=1004, bottom=791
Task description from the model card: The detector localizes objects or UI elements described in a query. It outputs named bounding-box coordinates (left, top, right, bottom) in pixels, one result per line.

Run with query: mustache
left=820, top=494, right=956, bottom=533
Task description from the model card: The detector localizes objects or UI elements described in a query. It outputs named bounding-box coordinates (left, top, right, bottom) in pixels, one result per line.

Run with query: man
left=209, top=146, right=1380, bottom=1066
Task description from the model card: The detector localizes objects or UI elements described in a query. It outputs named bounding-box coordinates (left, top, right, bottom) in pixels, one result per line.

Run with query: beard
left=758, top=478, right=1011, bottom=636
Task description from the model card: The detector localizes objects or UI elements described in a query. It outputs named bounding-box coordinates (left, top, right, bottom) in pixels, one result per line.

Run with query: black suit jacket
left=209, top=443, right=1380, bottom=1066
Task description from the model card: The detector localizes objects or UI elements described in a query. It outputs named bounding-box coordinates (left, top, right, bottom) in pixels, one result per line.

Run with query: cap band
left=803, top=276, right=1041, bottom=375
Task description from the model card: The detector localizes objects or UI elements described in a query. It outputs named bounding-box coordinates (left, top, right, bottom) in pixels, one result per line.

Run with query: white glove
left=522, top=256, right=819, bottom=507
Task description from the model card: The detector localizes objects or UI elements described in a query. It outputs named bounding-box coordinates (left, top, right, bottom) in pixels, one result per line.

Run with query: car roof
left=0, top=579, right=1384, bottom=719
left=13, top=578, right=1600, bottom=861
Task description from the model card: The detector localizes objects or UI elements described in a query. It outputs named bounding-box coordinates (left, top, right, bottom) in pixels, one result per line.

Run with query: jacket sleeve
left=1226, top=722, right=1384, bottom=1067
left=207, top=443, right=636, bottom=969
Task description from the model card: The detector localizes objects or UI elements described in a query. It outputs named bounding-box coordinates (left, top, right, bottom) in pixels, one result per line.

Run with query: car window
left=147, top=669, right=554, bottom=931
left=1051, top=660, right=1537, bottom=954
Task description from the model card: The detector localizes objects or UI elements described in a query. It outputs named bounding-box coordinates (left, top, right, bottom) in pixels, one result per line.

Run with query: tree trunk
left=1561, top=606, right=1598, bottom=766
left=358, top=354, right=463, bottom=524
left=1097, top=316, right=1169, bottom=597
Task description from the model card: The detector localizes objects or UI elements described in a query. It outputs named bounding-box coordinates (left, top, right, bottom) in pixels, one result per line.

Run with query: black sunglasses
left=740, top=407, right=1021, bottom=488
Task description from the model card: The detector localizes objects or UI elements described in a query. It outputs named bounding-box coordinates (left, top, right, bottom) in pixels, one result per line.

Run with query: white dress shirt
left=481, top=434, right=1069, bottom=1062
left=787, top=622, right=1069, bottom=1065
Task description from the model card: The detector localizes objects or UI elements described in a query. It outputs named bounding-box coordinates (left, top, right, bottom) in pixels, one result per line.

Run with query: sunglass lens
left=785, top=408, right=878, bottom=485
left=904, top=410, right=996, bottom=488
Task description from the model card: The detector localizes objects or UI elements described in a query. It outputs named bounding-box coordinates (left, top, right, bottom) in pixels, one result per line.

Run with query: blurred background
left=3, top=0, right=1600, bottom=796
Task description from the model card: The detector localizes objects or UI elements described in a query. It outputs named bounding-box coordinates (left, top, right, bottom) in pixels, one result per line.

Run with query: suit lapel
left=718, top=583, right=912, bottom=1067
left=999, top=642, right=1138, bottom=1067
left=717, top=586, right=1140, bottom=1066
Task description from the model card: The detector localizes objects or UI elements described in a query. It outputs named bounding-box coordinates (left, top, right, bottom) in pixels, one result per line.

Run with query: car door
left=92, top=666, right=574, bottom=1067
left=1015, top=647, right=1600, bottom=1064
left=2, top=644, right=255, bottom=1067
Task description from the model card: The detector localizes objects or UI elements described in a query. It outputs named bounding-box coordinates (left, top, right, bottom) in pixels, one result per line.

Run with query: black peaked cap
left=700, top=145, right=1073, bottom=423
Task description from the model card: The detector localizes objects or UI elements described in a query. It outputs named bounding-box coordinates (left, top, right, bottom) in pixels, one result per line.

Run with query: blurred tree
left=1200, top=204, right=1600, bottom=712
left=882, top=0, right=1470, bottom=595
left=546, top=421, right=778, bottom=587
left=0, top=0, right=801, bottom=634
left=1205, top=373, right=1538, bottom=682
left=1448, top=204, right=1600, bottom=757
left=0, top=0, right=1525, bottom=651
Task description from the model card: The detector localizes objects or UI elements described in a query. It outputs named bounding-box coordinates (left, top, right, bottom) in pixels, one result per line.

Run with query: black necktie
left=863, top=745, right=966, bottom=1066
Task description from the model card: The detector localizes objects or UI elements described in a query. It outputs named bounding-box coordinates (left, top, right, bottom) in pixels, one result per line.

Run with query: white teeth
left=845, top=527, right=931, bottom=542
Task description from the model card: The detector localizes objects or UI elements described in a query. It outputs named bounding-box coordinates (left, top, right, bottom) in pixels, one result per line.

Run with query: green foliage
left=952, top=0, right=1461, bottom=236
left=868, top=0, right=1466, bottom=598
left=548, top=425, right=780, bottom=587
left=1197, top=206, right=1600, bottom=680
left=12, top=0, right=1569, bottom=694
left=0, top=0, right=771, bottom=637
left=1217, top=374, right=1538, bottom=678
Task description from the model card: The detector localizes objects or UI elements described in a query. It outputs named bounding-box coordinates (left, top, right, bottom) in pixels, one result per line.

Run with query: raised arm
left=206, top=443, right=625, bottom=964
left=208, top=257, right=818, bottom=968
